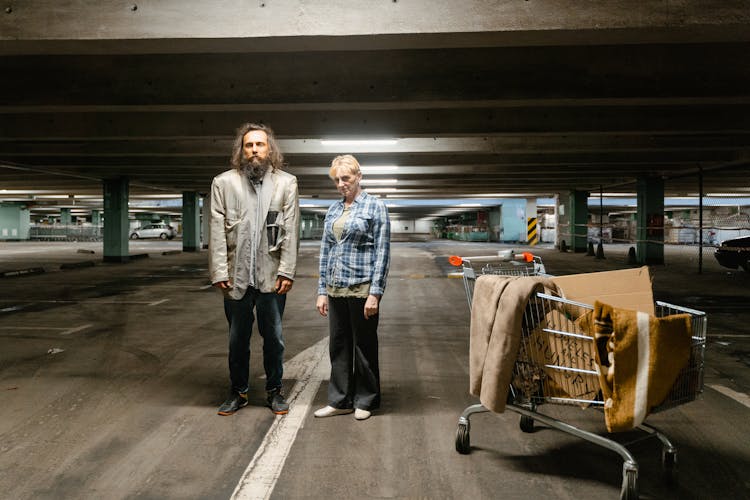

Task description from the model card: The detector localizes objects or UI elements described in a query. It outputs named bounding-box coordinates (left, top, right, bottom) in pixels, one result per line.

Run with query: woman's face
left=332, top=167, right=361, bottom=200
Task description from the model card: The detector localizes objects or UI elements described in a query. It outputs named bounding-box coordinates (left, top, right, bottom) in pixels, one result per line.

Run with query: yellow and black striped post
left=527, top=217, right=538, bottom=246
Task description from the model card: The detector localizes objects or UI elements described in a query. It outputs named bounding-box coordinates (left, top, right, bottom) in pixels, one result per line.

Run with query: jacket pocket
left=225, top=218, right=241, bottom=252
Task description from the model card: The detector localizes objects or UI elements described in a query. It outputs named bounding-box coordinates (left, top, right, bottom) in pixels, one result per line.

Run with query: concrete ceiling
left=2, top=1, right=750, bottom=220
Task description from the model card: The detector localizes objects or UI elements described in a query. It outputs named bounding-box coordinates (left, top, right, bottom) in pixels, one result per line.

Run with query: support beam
left=636, top=176, right=665, bottom=265
left=569, top=190, right=589, bottom=252
left=103, top=177, right=129, bottom=262
left=182, top=191, right=200, bottom=252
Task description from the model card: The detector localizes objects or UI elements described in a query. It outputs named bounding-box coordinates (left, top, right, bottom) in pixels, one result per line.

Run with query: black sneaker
left=217, top=391, right=248, bottom=416
left=267, top=388, right=289, bottom=415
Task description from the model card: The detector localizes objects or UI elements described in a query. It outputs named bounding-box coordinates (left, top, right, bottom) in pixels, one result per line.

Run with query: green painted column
left=91, top=209, right=101, bottom=226
left=60, top=207, right=72, bottom=225
left=103, top=178, right=130, bottom=262
left=636, top=176, right=665, bottom=265
left=182, top=191, right=200, bottom=252
left=569, top=190, right=589, bottom=252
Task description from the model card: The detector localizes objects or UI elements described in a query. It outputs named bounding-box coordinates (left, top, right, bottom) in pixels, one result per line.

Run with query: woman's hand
left=316, top=295, right=328, bottom=317
left=364, top=294, right=380, bottom=319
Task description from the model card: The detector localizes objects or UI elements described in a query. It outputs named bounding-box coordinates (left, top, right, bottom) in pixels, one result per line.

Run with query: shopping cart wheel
left=661, top=449, right=678, bottom=485
left=621, top=468, right=638, bottom=500
left=519, top=415, right=535, bottom=433
left=455, top=423, right=471, bottom=454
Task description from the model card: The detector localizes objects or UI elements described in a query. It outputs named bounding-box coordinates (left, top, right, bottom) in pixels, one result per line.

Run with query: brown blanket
left=469, top=275, right=561, bottom=413
left=582, top=301, right=693, bottom=432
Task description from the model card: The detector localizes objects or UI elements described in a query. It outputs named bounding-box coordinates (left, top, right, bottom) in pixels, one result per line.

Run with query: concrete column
left=91, top=209, right=101, bottom=226
left=500, top=199, right=526, bottom=243
left=60, top=208, right=72, bottom=225
left=182, top=191, right=200, bottom=252
left=201, top=193, right=210, bottom=249
left=569, top=190, right=589, bottom=252
left=525, top=198, right=538, bottom=246
left=636, top=176, right=665, bottom=265
left=103, top=178, right=129, bottom=262
left=0, top=203, right=30, bottom=240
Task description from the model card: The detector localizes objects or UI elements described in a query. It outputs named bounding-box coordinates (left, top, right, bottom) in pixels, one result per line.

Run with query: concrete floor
left=0, top=239, right=748, bottom=499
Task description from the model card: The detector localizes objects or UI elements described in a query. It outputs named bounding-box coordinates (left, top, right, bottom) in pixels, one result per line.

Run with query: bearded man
left=209, top=122, right=300, bottom=416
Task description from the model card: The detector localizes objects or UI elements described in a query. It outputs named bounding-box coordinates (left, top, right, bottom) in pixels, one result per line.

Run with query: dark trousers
left=327, top=296, right=381, bottom=411
left=224, top=288, right=286, bottom=394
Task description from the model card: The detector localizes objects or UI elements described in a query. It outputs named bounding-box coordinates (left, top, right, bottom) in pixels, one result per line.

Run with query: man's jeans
left=224, top=288, right=286, bottom=394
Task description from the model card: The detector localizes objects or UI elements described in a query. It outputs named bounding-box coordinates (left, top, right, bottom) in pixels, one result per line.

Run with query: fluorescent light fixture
left=458, top=203, right=482, bottom=207
left=366, top=188, right=398, bottom=193
left=361, top=165, right=399, bottom=173
left=321, top=139, right=398, bottom=146
left=360, top=179, right=398, bottom=185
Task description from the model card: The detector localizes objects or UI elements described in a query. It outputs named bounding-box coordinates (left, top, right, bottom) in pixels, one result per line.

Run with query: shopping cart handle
left=449, top=251, right=535, bottom=267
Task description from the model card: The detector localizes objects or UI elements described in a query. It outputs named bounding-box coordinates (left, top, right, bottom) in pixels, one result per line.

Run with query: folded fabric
left=582, top=301, right=693, bottom=432
left=469, top=275, right=560, bottom=413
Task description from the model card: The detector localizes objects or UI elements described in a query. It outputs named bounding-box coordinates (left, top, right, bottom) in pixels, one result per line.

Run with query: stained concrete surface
left=0, top=239, right=748, bottom=499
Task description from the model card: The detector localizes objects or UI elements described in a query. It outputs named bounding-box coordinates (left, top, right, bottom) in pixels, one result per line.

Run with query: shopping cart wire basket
left=451, top=254, right=706, bottom=500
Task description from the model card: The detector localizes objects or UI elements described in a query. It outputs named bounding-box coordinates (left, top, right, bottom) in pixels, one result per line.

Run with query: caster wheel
left=455, top=423, right=471, bottom=454
left=662, top=449, right=677, bottom=485
left=620, top=469, right=638, bottom=500
left=519, top=415, right=535, bottom=433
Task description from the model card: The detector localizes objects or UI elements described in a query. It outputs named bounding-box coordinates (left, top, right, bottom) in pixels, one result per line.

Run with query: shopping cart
left=451, top=256, right=707, bottom=499
left=448, top=250, right=548, bottom=308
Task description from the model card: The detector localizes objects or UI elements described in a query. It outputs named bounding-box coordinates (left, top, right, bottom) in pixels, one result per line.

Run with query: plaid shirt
left=318, top=191, right=391, bottom=296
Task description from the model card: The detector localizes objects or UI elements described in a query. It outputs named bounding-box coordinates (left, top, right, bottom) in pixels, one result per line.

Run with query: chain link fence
left=29, top=224, right=103, bottom=241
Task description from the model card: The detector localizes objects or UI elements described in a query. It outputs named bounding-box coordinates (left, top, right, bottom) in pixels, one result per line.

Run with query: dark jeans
left=327, top=296, right=381, bottom=411
left=224, top=288, right=286, bottom=394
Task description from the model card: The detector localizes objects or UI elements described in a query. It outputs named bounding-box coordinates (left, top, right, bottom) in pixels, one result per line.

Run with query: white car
left=129, top=223, right=177, bottom=240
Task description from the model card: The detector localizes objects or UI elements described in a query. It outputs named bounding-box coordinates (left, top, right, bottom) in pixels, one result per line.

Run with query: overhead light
left=458, top=203, right=482, bottom=207
left=321, top=139, right=398, bottom=146
left=361, top=165, right=399, bottom=173
left=366, top=188, right=398, bottom=193
left=360, top=179, right=398, bottom=185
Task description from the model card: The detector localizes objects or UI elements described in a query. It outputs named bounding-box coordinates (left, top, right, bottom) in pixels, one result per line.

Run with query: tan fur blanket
left=580, top=301, right=693, bottom=432
left=469, top=275, right=561, bottom=413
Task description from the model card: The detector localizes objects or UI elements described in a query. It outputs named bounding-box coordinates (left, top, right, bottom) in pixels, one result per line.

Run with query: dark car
left=714, top=236, right=750, bottom=271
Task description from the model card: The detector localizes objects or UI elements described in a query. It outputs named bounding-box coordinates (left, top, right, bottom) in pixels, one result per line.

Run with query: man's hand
left=214, top=280, right=232, bottom=289
left=316, top=295, right=328, bottom=317
left=275, top=276, right=294, bottom=294
left=364, top=294, right=380, bottom=319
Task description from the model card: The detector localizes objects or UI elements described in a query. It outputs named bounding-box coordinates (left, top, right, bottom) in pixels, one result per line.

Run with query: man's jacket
left=209, top=167, right=300, bottom=299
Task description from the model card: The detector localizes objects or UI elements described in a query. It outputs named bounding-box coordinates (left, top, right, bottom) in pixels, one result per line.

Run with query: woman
left=315, top=155, right=391, bottom=420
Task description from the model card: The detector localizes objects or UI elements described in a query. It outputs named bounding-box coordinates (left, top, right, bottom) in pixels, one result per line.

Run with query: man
left=209, top=122, right=300, bottom=416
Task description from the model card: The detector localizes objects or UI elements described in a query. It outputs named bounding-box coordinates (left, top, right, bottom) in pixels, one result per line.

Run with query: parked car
left=129, top=223, right=177, bottom=240
left=714, top=236, right=750, bottom=271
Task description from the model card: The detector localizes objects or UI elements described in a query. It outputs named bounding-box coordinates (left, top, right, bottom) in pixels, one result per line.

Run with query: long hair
left=230, top=122, right=285, bottom=171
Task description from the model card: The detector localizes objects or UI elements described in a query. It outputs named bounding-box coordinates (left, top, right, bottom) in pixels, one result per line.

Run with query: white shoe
left=354, top=408, right=371, bottom=420
left=314, top=405, right=353, bottom=418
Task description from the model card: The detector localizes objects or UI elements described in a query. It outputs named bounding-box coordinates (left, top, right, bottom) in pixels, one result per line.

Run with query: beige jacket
left=209, top=168, right=300, bottom=299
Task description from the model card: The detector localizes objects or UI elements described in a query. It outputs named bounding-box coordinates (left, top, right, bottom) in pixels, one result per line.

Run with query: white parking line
left=61, top=324, right=93, bottom=336
left=0, top=324, right=91, bottom=335
left=148, top=299, right=169, bottom=306
left=708, top=384, right=750, bottom=409
left=231, top=337, right=329, bottom=500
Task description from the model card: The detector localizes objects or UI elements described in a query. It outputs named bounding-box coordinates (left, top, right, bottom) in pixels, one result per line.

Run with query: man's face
left=243, top=130, right=270, bottom=164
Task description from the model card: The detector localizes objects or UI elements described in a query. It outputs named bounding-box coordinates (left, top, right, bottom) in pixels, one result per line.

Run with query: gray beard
left=240, top=156, right=271, bottom=183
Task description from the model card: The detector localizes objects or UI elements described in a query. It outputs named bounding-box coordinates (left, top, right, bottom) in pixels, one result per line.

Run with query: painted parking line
left=148, top=299, right=169, bottom=306
left=708, top=384, right=750, bottom=409
left=231, top=337, right=329, bottom=500
left=0, top=324, right=92, bottom=335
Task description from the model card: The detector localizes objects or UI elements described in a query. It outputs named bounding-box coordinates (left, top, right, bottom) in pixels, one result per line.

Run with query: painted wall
left=0, top=204, right=30, bottom=240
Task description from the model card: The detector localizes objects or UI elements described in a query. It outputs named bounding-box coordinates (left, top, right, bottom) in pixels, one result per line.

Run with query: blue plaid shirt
left=318, top=191, right=391, bottom=296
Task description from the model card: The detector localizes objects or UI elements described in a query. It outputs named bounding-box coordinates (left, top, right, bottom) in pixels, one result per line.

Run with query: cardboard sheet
left=551, top=266, right=654, bottom=314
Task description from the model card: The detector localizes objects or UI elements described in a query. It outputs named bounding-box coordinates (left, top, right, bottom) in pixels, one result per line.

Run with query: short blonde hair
left=329, top=154, right=361, bottom=179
